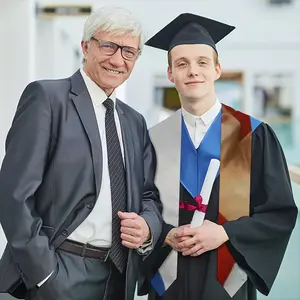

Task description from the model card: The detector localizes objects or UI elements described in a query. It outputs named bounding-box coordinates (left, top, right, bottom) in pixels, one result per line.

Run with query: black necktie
left=103, top=98, right=127, bottom=273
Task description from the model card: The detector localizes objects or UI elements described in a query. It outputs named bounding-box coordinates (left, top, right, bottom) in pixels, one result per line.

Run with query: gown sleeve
left=222, top=122, right=298, bottom=295
left=138, top=221, right=174, bottom=295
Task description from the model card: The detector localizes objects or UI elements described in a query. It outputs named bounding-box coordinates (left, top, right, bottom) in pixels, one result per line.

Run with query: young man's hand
left=176, top=220, right=229, bottom=256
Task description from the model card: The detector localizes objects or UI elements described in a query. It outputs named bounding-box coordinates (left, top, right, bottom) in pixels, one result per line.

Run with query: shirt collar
left=80, top=68, right=116, bottom=107
left=182, top=99, right=222, bottom=127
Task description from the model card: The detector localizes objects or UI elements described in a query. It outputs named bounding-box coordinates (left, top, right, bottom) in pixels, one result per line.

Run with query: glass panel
left=258, top=182, right=300, bottom=300
left=258, top=117, right=300, bottom=300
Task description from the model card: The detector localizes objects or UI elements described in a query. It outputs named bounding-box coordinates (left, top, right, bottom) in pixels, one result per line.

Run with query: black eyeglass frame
left=90, top=37, right=141, bottom=61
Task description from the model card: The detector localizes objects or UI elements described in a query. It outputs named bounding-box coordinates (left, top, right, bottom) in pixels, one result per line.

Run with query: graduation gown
left=138, top=107, right=298, bottom=300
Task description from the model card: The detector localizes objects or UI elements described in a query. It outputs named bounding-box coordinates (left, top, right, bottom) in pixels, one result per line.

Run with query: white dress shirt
left=181, top=100, right=222, bottom=148
left=67, top=69, right=124, bottom=247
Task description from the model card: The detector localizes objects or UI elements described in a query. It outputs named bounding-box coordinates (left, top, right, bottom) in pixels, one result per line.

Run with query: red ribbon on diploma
left=179, top=195, right=207, bottom=213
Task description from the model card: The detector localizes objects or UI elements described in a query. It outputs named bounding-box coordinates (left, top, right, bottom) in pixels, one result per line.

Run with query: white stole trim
left=149, top=110, right=182, bottom=292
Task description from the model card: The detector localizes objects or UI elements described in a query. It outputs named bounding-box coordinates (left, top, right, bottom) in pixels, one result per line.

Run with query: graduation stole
left=217, top=104, right=260, bottom=296
left=149, top=105, right=261, bottom=297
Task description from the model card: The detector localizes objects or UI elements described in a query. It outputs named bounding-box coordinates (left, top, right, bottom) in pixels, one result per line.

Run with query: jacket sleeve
left=0, top=81, right=57, bottom=289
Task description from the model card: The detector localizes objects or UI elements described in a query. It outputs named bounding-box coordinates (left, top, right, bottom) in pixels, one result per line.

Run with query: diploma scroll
left=190, top=158, right=220, bottom=228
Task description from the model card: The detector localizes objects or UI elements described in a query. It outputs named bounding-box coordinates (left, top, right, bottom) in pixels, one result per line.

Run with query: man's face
left=168, top=44, right=221, bottom=102
left=82, top=31, right=140, bottom=94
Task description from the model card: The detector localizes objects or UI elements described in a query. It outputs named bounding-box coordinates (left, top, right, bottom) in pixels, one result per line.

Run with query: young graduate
left=138, top=13, right=298, bottom=300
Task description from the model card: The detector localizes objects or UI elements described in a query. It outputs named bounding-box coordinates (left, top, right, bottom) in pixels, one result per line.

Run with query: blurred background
left=0, top=0, right=299, bottom=299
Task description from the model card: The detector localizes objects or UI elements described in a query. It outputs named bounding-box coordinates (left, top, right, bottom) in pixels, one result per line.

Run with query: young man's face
left=168, top=44, right=221, bottom=102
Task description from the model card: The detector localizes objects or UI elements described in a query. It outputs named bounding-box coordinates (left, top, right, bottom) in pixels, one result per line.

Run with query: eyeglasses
left=90, top=37, right=140, bottom=61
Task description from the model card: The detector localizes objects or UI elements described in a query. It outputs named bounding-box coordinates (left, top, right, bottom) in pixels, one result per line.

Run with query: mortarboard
left=145, top=13, right=235, bottom=54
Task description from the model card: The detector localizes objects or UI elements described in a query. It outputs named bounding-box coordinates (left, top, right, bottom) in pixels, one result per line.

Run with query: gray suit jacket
left=0, top=70, right=162, bottom=299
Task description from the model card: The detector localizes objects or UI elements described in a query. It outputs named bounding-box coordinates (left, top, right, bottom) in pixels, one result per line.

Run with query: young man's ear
left=215, top=63, right=222, bottom=81
left=168, top=66, right=174, bottom=83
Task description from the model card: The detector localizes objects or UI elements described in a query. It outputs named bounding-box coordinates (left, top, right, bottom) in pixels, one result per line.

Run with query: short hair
left=168, top=49, right=220, bottom=68
left=82, top=6, right=145, bottom=51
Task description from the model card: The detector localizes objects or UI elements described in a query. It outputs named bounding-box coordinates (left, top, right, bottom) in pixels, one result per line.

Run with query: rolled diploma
left=190, top=159, right=220, bottom=228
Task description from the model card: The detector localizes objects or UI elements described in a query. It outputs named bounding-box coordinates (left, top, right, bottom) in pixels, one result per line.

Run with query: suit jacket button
left=86, top=202, right=94, bottom=209
left=62, top=229, right=68, bottom=236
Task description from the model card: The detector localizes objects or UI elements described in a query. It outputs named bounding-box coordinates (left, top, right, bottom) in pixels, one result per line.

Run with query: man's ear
left=81, top=41, right=89, bottom=59
left=215, top=63, right=222, bottom=81
left=168, top=66, right=174, bottom=83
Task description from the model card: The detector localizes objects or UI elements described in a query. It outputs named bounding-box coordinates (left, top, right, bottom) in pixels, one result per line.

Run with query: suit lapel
left=116, top=100, right=134, bottom=212
left=70, top=70, right=103, bottom=197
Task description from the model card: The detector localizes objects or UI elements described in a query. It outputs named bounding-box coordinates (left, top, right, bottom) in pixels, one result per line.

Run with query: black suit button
left=86, top=202, right=94, bottom=209
left=61, top=229, right=68, bottom=236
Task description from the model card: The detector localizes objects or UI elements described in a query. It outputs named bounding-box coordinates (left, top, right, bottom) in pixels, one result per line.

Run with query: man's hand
left=118, top=211, right=150, bottom=249
left=176, top=220, right=229, bottom=256
left=164, top=225, right=191, bottom=251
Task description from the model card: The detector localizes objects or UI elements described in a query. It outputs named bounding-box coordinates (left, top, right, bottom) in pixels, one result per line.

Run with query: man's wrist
left=142, top=217, right=151, bottom=243
left=144, top=231, right=151, bottom=243
left=163, top=230, right=172, bottom=247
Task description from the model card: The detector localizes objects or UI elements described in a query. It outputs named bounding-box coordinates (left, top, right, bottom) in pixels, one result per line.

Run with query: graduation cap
left=145, top=13, right=235, bottom=54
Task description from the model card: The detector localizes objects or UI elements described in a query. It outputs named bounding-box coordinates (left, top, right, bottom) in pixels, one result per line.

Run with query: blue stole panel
left=180, top=112, right=221, bottom=197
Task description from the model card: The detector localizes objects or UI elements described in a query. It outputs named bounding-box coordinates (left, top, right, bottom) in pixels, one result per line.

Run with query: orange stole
left=217, top=105, right=252, bottom=287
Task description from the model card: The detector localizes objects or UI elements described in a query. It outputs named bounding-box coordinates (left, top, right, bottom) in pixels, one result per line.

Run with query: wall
left=35, top=16, right=85, bottom=80
left=0, top=0, right=36, bottom=258
left=0, top=0, right=36, bottom=164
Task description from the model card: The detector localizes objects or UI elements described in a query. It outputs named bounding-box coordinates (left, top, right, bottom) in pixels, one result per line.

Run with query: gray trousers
left=26, top=249, right=125, bottom=300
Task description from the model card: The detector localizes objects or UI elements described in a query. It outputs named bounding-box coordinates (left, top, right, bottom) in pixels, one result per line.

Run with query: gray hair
left=82, top=6, right=145, bottom=51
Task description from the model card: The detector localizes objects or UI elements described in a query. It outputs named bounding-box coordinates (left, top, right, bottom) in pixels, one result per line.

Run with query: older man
left=0, top=6, right=162, bottom=300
